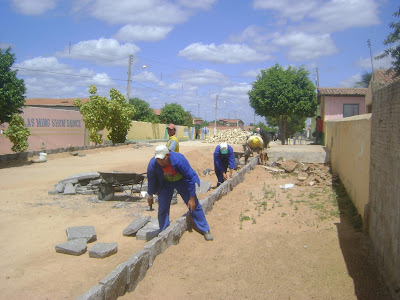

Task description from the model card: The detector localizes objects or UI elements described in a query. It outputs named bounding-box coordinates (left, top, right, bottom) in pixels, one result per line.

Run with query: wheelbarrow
left=97, top=171, right=146, bottom=201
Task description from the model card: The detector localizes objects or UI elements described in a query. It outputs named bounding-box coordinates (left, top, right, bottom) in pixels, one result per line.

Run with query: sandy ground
left=0, top=141, right=390, bottom=300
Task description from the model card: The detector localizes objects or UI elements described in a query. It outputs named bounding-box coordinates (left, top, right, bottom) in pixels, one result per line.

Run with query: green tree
left=129, top=97, right=159, bottom=123
left=5, top=114, right=30, bottom=152
left=75, top=85, right=135, bottom=145
left=376, top=6, right=400, bottom=76
left=248, top=64, right=317, bottom=144
left=0, top=47, right=26, bottom=125
left=159, top=103, right=192, bottom=126
left=354, top=72, right=372, bottom=88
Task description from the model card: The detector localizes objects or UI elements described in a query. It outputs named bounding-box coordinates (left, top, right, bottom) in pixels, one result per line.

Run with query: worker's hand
left=148, top=194, right=153, bottom=206
left=229, top=169, right=233, bottom=178
left=223, top=172, right=228, bottom=180
left=187, top=197, right=196, bottom=213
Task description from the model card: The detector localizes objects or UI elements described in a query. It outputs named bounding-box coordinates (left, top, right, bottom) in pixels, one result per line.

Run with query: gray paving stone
left=66, top=226, right=97, bottom=242
left=196, top=180, right=211, bottom=194
left=136, top=218, right=160, bottom=241
left=143, top=236, right=164, bottom=267
left=55, top=238, right=87, bottom=256
left=76, top=285, right=104, bottom=300
left=60, top=172, right=100, bottom=183
left=89, top=242, right=118, bottom=258
left=126, top=250, right=150, bottom=292
left=123, top=216, right=151, bottom=236
left=99, top=263, right=128, bottom=300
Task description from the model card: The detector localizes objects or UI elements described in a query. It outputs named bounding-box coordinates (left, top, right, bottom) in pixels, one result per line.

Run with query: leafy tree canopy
left=376, top=6, right=400, bottom=77
left=0, top=47, right=26, bottom=124
left=129, top=97, right=159, bottom=123
left=354, top=72, right=372, bottom=88
left=5, top=114, right=30, bottom=153
left=75, top=85, right=135, bottom=144
left=159, top=102, right=193, bottom=127
left=248, top=63, right=317, bottom=144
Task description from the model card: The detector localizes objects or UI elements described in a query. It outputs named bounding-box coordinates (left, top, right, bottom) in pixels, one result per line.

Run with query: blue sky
left=0, top=0, right=397, bottom=125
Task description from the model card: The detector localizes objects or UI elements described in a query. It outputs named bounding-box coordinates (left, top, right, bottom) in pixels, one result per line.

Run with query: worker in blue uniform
left=147, top=145, right=213, bottom=241
left=214, top=142, right=236, bottom=187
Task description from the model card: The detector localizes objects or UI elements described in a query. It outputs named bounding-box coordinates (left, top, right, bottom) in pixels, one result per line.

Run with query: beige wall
left=325, top=114, right=371, bottom=218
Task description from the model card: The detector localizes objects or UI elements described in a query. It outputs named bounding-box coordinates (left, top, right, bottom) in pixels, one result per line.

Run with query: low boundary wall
left=77, top=157, right=259, bottom=300
left=324, top=114, right=371, bottom=219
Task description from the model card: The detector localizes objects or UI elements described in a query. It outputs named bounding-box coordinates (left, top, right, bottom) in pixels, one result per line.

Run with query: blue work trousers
left=158, top=178, right=210, bottom=233
left=215, top=168, right=227, bottom=187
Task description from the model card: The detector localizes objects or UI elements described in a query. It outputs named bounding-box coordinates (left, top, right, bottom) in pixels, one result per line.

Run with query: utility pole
left=126, top=54, right=133, bottom=103
left=198, top=104, right=200, bottom=118
left=214, top=95, right=218, bottom=135
left=316, top=67, right=320, bottom=88
left=367, top=39, right=375, bottom=80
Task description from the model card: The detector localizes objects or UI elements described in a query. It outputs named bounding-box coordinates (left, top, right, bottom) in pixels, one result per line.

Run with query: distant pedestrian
left=147, top=145, right=213, bottom=241
left=214, top=142, right=236, bottom=187
left=315, top=116, right=323, bottom=145
left=202, top=126, right=208, bottom=138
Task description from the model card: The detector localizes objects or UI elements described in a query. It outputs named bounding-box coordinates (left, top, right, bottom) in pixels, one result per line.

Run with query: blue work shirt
left=147, top=151, right=200, bottom=197
left=214, top=144, right=236, bottom=173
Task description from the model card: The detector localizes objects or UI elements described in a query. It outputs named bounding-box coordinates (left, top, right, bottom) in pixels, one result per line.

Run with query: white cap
left=154, top=145, right=169, bottom=159
left=220, top=142, right=228, bottom=154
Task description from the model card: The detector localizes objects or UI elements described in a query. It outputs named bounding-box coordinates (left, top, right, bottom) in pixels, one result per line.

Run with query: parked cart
left=98, top=171, right=146, bottom=200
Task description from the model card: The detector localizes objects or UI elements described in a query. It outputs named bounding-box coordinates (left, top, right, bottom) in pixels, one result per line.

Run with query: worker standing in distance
left=166, top=123, right=179, bottom=204
left=147, top=145, right=213, bottom=241
left=166, top=123, right=179, bottom=152
left=214, top=142, right=236, bottom=186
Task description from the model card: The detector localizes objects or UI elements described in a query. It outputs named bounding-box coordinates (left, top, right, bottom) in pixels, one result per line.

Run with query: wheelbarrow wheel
left=98, top=184, right=114, bottom=201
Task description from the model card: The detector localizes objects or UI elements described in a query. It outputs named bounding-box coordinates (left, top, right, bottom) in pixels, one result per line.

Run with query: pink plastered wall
left=324, top=96, right=365, bottom=121
left=0, top=107, right=85, bottom=154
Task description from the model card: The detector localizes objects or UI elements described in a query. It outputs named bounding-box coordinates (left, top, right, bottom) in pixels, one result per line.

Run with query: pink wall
left=324, top=96, right=365, bottom=121
left=0, top=107, right=85, bottom=154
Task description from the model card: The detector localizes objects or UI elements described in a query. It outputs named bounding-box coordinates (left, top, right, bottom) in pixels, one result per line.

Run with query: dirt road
left=0, top=141, right=390, bottom=299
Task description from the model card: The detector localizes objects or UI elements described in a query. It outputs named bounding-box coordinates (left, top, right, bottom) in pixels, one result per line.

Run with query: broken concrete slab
left=297, top=172, right=309, bottom=181
left=263, top=165, right=285, bottom=173
left=55, top=238, right=87, bottom=256
left=66, top=226, right=97, bottom=242
left=89, top=242, right=118, bottom=258
left=63, top=182, right=76, bottom=195
left=122, top=216, right=151, bottom=236
left=136, top=218, right=160, bottom=241
left=279, top=159, right=298, bottom=173
left=60, top=172, right=100, bottom=184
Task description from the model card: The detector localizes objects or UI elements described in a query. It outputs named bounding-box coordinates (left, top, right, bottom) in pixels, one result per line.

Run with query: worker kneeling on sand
left=147, top=145, right=213, bottom=241
left=214, top=142, right=236, bottom=187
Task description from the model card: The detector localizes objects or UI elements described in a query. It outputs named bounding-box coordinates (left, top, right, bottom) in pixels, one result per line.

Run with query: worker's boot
left=171, top=189, right=178, bottom=205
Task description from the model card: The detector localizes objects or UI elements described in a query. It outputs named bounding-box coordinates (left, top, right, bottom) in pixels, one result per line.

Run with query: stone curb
left=76, top=156, right=259, bottom=300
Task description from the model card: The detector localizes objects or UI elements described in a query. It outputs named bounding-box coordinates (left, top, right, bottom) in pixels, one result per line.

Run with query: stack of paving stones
left=48, top=172, right=104, bottom=196
left=77, top=156, right=259, bottom=300
left=55, top=226, right=118, bottom=259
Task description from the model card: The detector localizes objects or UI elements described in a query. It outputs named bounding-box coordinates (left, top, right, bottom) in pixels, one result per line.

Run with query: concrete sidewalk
left=267, top=141, right=330, bottom=164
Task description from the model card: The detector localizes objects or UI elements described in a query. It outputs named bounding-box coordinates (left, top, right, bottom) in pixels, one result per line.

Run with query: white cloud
left=55, top=38, right=140, bottom=66
left=273, top=32, right=337, bottom=61
left=310, top=0, right=380, bottom=32
left=240, top=69, right=262, bottom=78
left=9, top=0, right=56, bottom=15
left=253, top=0, right=318, bottom=22
left=178, top=69, right=231, bottom=86
left=114, top=25, right=173, bottom=42
left=338, top=73, right=362, bottom=87
left=356, top=52, right=393, bottom=70
left=133, top=71, right=161, bottom=84
left=177, top=0, right=216, bottom=10
left=82, top=0, right=189, bottom=25
left=178, top=43, right=270, bottom=64
left=15, top=56, right=115, bottom=98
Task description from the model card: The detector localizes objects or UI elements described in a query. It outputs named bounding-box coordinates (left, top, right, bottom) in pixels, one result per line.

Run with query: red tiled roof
left=153, top=109, right=161, bottom=116
left=373, top=69, right=398, bottom=85
left=317, top=88, right=367, bottom=96
left=25, top=98, right=90, bottom=106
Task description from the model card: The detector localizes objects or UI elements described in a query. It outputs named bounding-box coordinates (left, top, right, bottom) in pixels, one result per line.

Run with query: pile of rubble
left=264, top=158, right=337, bottom=186
left=202, top=129, right=251, bottom=144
